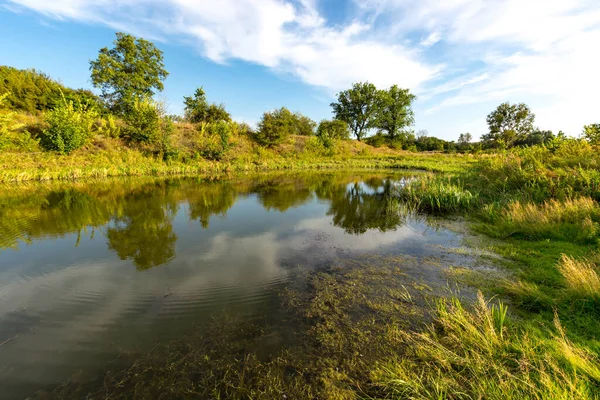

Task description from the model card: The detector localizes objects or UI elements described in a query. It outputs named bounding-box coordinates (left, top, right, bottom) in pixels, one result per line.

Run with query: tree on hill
left=482, top=102, right=535, bottom=148
left=331, top=82, right=378, bottom=141
left=373, top=85, right=416, bottom=140
left=90, top=32, right=168, bottom=115
left=183, top=87, right=231, bottom=123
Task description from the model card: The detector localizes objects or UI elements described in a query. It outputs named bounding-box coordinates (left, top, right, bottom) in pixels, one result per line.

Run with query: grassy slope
left=0, top=127, right=474, bottom=182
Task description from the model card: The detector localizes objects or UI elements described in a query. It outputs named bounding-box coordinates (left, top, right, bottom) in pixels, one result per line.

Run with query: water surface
left=0, top=171, right=478, bottom=399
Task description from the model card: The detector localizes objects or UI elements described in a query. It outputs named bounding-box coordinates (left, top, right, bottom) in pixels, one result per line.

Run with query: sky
left=0, top=0, right=599, bottom=141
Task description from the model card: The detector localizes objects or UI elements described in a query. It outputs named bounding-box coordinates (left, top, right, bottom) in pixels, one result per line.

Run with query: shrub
left=254, top=107, right=295, bottom=147
left=0, top=92, right=38, bottom=152
left=40, top=96, right=97, bottom=154
left=122, top=97, right=162, bottom=144
left=197, top=121, right=232, bottom=160
left=96, top=114, right=121, bottom=138
left=293, top=112, right=316, bottom=136
left=317, top=119, right=349, bottom=141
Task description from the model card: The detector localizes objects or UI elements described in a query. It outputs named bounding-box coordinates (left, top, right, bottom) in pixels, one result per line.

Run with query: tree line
left=1, top=31, right=598, bottom=157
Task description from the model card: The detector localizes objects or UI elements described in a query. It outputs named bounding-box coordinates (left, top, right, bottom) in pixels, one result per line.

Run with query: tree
left=254, top=107, right=296, bottom=147
left=458, top=133, right=472, bottom=144
left=582, top=124, right=600, bottom=144
left=183, top=87, right=231, bottom=124
left=292, top=112, right=316, bottom=136
left=373, top=85, right=416, bottom=139
left=483, top=102, right=535, bottom=148
left=331, top=82, right=378, bottom=141
left=90, top=32, right=169, bottom=115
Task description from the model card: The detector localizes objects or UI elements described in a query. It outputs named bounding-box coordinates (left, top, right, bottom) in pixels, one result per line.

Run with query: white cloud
left=6, top=0, right=600, bottom=136
left=7, top=0, right=439, bottom=92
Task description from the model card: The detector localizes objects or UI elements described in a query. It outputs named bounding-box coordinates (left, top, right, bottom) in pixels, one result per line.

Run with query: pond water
left=0, top=171, right=484, bottom=399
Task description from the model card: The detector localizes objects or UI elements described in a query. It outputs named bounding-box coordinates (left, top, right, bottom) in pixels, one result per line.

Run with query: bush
left=95, top=114, right=121, bottom=138
left=254, top=107, right=295, bottom=147
left=40, top=97, right=97, bottom=154
left=0, top=66, right=102, bottom=114
left=317, top=119, right=349, bottom=141
left=122, top=97, right=162, bottom=144
left=197, top=121, right=232, bottom=161
left=294, top=112, right=316, bottom=136
left=0, top=92, right=38, bottom=152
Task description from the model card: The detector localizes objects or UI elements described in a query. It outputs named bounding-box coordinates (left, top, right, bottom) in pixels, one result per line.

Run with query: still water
left=0, top=171, right=478, bottom=398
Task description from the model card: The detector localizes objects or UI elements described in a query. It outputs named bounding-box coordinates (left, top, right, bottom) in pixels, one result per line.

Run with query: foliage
left=482, top=102, right=536, bottom=148
left=331, top=82, right=378, bottom=141
left=316, top=119, right=349, bottom=142
left=292, top=111, right=316, bottom=136
left=183, top=87, right=231, bottom=124
left=40, top=96, right=98, bottom=154
left=0, top=92, right=38, bottom=152
left=90, top=32, right=169, bottom=114
left=196, top=121, right=232, bottom=160
left=122, top=97, right=162, bottom=144
left=0, top=66, right=102, bottom=114
left=582, top=123, right=600, bottom=145
left=95, top=114, right=121, bottom=138
left=373, top=84, right=416, bottom=139
left=254, top=107, right=295, bottom=147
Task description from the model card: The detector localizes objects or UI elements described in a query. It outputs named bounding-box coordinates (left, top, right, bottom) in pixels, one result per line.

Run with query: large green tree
left=330, top=82, right=378, bottom=141
left=483, top=102, right=535, bottom=148
left=373, top=85, right=416, bottom=139
left=90, top=32, right=169, bottom=114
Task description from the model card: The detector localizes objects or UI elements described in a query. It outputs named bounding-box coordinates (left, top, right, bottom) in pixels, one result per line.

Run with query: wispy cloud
left=6, top=0, right=600, bottom=136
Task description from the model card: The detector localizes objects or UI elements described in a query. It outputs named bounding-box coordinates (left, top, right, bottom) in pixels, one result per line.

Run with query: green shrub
left=254, top=107, right=294, bottom=147
left=317, top=119, right=349, bottom=141
left=197, top=121, right=232, bottom=160
left=40, top=97, right=97, bottom=154
left=0, top=93, right=38, bottom=152
left=122, top=97, right=162, bottom=144
left=96, top=114, right=121, bottom=138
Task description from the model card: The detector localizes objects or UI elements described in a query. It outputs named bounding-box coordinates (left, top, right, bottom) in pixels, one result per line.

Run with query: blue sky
left=1, top=0, right=599, bottom=140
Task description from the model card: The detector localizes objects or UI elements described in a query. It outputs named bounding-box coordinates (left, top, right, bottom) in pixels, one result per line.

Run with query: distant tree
left=317, top=119, right=350, bottom=141
left=90, top=32, right=169, bottom=115
left=458, top=133, right=472, bottom=144
left=582, top=124, right=600, bottom=145
left=183, top=88, right=209, bottom=123
left=416, top=129, right=428, bottom=140
left=254, top=107, right=296, bottom=147
left=183, top=87, right=231, bottom=124
left=514, top=129, right=555, bottom=147
left=331, top=82, right=378, bottom=141
left=373, top=85, right=416, bottom=140
left=482, top=102, right=535, bottom=148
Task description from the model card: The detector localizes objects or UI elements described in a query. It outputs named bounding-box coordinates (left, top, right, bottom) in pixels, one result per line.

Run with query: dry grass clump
left=557, top=254, right=600, bottom=299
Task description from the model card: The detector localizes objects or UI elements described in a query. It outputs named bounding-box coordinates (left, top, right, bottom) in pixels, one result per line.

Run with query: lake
left=0, top=171, right=486, bottom=399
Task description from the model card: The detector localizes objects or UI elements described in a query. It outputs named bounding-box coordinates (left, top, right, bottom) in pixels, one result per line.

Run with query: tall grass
left=481, top=197, right=600, bottom=243
left=558, top=254, right=600, bottom=299
left=398, top=178, right=479, bottom=213
left=372, top=292, right=600, bottom=400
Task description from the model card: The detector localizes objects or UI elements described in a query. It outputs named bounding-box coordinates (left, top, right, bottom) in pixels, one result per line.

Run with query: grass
left=0, top=110, right=475, bottom=182
left=371, top=292, right=600, bottom=400
left=558, top=254, right=600, bottom=300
